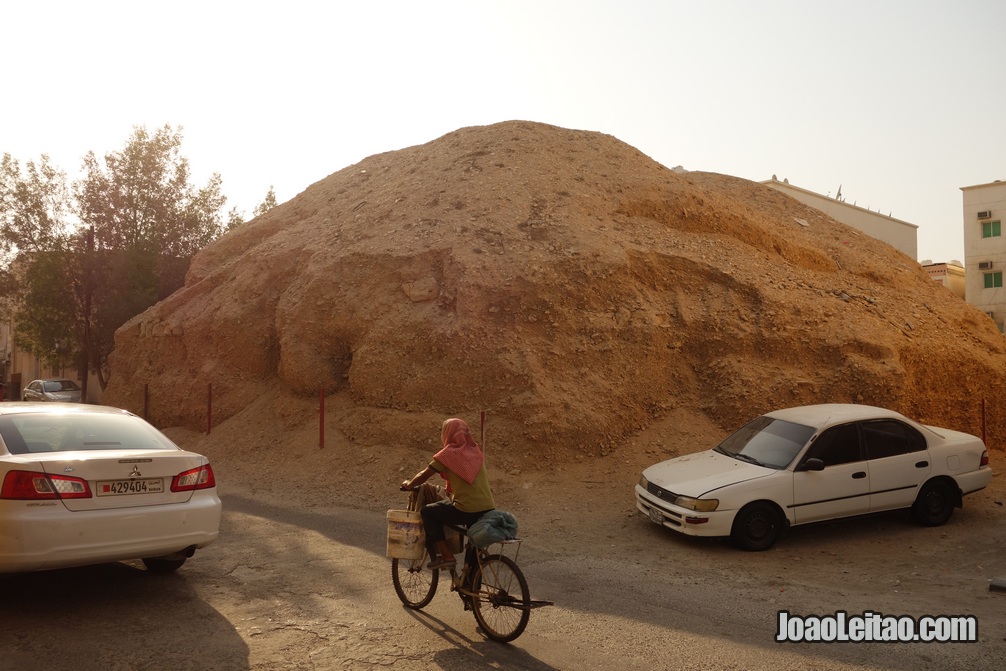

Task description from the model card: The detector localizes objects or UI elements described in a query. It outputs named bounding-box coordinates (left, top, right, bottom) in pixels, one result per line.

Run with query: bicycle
left=390, top=519, right=552, bottom=643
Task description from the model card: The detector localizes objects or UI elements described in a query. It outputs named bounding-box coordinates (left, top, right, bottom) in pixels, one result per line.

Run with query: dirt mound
left=104, top=120, right=1006, bottom=461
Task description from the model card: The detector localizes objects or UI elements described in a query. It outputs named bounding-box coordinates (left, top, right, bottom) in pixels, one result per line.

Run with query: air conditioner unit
left=978, top=210, right=992, bottom=219
left=979, top=261, right=994, bottom=270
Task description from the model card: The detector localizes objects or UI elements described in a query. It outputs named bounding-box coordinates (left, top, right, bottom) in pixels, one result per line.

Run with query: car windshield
left=43, top=380, right=80, bottom=392
left=0, top=413, right=177, bottom=454
left=714, top=416, right=816, bottom=469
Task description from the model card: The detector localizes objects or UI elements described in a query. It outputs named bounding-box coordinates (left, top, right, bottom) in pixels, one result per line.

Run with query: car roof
left=0, top=403, right=135, bottom=418
left=764, top=403, right=909, bottom=429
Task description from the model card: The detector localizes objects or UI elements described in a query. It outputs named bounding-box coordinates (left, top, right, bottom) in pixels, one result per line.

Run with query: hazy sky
left=4, top=0, right=1003, bottom=263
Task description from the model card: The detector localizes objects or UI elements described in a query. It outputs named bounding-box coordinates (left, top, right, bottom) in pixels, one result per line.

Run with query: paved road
left=1, top=493, right=1002, bottom=670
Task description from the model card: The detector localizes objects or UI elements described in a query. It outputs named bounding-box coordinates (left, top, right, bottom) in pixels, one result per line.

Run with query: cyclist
left=401, top=418, right=495, bottom=570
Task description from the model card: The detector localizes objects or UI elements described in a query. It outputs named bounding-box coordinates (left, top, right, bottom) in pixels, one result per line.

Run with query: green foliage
left=13, top=249, right=78, bottom=369
left=76, top=124, right=225, bottom=256
left=0, top=153, right=71, bottom=259
left=227, top=185, right=279, bottom=232
left=2, top=123, right=240, bottom=391
left=253, top=186, right=278, bottom=218
left=225, top=207, right=245, bottom=231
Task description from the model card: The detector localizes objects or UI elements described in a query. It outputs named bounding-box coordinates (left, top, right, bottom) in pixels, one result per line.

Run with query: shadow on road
left=403, top=606, right=557, bottom=671
left=0, top=562, right=249, bottom=670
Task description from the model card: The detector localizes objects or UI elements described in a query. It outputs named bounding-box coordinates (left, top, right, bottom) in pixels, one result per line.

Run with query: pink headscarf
left=433, top=418, right=484, bottom=485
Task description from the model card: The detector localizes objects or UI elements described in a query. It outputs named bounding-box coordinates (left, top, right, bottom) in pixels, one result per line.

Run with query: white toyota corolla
left=636, top=404, right=992, bottom=551
left=0, top=403, right=221, bottom=572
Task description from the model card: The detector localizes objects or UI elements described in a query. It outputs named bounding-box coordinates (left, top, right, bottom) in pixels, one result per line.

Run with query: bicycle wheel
left=392, top=553, right=439, bottom=609
left=471, top=554, right=531, bottom=643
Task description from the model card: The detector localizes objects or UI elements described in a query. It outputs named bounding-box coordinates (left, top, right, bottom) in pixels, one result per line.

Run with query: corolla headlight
left=638, top=475, right=649, bottom=489
left=674, top=495, right=719, bottom=512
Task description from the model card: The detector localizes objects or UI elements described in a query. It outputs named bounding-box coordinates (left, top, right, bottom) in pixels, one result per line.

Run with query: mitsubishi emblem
left=129, top=465, right=142, bottom=478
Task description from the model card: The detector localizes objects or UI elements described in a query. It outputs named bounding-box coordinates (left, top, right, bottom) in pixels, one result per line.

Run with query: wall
left=761, top=178, right=919, bottom=260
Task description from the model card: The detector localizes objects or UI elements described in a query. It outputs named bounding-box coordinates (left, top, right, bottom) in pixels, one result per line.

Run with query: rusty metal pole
left=982, top=398, right=988, bottom=447
left=319, top=388, right=325, bottom=449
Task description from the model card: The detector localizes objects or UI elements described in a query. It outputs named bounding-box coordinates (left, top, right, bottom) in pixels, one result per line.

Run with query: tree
left=253, top=186, right=278, bottom=218
left=0, top=153, right=76, bottom=370
left=11, top=247, right=78, bottom=369
left=226, top=186, right=279, bottom=231
left=75, top=124, right=226, bottom=257
left=225, top=206, right=244, bottom=231
left=70, top=124, right=230, bottom=393
left=0, top=153, right=72, bottom=260
left=4, top=124, right=231, bottom=396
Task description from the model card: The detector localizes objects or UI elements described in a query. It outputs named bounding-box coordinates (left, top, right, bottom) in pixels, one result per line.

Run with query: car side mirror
left=798, top=458, right=825, bottom=472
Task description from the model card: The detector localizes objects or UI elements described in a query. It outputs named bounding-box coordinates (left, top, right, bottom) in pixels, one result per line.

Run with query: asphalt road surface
left=1, top=493, right=1003, bottom=671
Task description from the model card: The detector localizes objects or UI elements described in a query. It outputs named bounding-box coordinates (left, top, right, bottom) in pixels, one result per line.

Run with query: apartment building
left=962, top=180, right=1006, bottom=332
left=921, top=260, right=966, bottom=300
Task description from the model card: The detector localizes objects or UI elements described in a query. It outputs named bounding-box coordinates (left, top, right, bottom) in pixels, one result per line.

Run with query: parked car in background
left=0, top=403, right=221, bottom=572
left=22, top=378, right=82, bottom=403
left=636, top=404, right=992, bottom=551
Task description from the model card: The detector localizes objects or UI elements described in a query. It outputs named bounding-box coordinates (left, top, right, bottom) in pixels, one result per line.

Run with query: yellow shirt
left=430, top=458, right=496, bottom=512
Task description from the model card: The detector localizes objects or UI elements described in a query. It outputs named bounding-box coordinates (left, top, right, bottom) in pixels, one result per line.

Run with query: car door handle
left=915, top=461, right=929, bottom=468
left=852, top=472, right=867, bottom=479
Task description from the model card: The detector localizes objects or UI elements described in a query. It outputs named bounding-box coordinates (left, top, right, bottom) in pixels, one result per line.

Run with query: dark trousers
left=421, top=500, right=492, bottom=556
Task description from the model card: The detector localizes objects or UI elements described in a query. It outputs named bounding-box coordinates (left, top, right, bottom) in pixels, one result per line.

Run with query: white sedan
left=0, top=403, right=221, bottom=572
left=636, top=404, right=992, bottom=551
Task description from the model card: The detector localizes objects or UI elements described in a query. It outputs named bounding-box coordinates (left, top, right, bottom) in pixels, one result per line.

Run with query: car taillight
left=1, top=470, right=92, bottom=500
left=170, top=464, right=216, bottom=492
left=981, top=450, right=990, bottom=468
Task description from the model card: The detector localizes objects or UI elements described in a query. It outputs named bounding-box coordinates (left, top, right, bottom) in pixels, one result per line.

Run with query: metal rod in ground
left=320, top=388, right=325, bottom=449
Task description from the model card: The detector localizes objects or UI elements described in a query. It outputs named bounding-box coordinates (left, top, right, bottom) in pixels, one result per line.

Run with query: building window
left=982, top=220, right=1002, bottom=238
left=984, top=271, right=1003, bottom=289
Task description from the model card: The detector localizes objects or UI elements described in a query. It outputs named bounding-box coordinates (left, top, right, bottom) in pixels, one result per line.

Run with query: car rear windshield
left=0, top=413, right=177, bottom=455
left=43, top=380, right=81, bottom=392
left=714, top=416, right=816, bottom=469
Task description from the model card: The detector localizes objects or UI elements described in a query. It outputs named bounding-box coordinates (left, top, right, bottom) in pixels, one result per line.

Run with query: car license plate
left=96, top=478, right=164, bottom=496
left=648, top=507, right=663, bottom=525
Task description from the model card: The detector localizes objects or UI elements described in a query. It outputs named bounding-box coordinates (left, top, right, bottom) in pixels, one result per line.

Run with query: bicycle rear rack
left=446, top=526, right=555, bottom=611
left=476, top=539, right=553, bottom=610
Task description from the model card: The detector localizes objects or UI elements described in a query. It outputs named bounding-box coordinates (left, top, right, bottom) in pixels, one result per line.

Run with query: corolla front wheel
left=730, top=502, right=782, bottom=551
